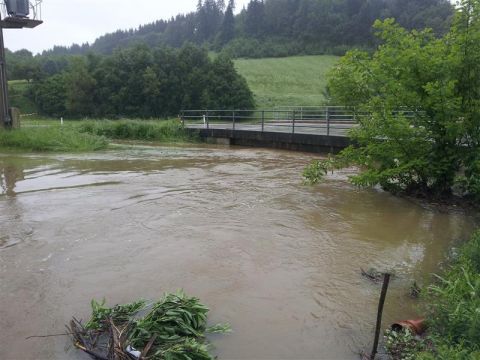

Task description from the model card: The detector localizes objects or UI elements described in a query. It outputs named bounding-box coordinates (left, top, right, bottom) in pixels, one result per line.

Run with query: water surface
left=0, top=145, right=476, bottom=359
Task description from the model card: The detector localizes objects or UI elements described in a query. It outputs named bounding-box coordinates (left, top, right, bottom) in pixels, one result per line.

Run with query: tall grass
left=416, top=231, right=480, bottom=359
left=78, top=120, right=197, bottom=143
left=0, top=127, right=108, bottom=152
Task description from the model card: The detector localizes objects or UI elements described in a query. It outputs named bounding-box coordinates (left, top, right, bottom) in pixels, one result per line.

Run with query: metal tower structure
left=0, top=0, right=43, bottom=129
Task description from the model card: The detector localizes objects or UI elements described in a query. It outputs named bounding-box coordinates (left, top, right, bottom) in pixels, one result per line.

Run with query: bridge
left=181, top=107, right=356, bottom=153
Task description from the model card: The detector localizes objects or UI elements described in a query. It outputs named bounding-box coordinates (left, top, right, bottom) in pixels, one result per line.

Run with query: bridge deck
left=182, top=108, right=356, bottom=152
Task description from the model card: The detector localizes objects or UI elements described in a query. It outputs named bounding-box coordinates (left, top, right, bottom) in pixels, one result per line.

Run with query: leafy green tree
left=318, top=0, right=480, bottom=200
left=64, top=57, right=97, bottom=117
left=29, top=44, right=254, bottom=119
left=207, top=53, right=255, bottom=109
left=32, top=74, right=67, bottom=117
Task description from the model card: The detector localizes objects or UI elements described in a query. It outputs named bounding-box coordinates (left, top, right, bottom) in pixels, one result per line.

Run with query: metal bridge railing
left=180, top=107, right=359, bottom=137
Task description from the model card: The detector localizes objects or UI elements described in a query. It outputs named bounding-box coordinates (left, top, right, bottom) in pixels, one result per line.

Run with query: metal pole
left=261, top=110, right=265, bottom=133
left=232, top=110, right=235, bottom=131
left=292, top=110, right=296, bottom=135
left=0, top=16, right=11, bottom=129
left=206, top=110, right=209, bottom=130
left=181, top=111, right=185, bottom=127
left=370, top=273, right=391, bottom=360
left=326, top=107, right=330, bottom=136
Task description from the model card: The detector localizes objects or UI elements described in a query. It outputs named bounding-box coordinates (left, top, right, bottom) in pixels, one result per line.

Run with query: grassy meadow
left=234, top=55, right=339, bottom=109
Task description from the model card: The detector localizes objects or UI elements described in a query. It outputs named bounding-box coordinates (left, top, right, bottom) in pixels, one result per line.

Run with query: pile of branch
left=68, top=292, right=230, bottom=360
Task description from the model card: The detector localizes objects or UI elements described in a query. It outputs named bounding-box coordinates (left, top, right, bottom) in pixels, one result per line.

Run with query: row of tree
left=35, top=0, right=453, bottom=59
left=318, top=0, right=480, bottom=201
left=28, top=45, right=255, bottom=118
left=5, top=0, right=454, bottom=81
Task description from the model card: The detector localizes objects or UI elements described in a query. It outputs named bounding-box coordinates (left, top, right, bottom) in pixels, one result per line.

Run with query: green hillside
left=234, top=55, right=339, bottom=109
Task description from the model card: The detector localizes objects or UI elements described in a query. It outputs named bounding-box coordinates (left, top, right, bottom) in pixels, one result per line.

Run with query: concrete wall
left=189, top=129, right=351, bottom=153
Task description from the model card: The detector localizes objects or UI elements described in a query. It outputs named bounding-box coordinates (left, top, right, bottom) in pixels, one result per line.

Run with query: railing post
left=292, top=110, right=296, bottom=134
left=262, top=110, right=265, bottom=133
left=232, top=110, right=236, bottom=131
left=206, top=110, right=209, bottom=130
left=181, top=111, right=185, bottom=127
left=326, top=107, right=330, bottom=136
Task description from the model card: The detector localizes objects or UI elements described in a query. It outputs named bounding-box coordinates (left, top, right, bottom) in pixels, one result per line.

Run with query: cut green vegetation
left=70, top=291, right=230, bottom=360
left=234, top=55, right=339, bottom=109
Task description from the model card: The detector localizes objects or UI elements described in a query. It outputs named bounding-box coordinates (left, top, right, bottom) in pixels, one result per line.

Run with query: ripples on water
left=0, top=145, right=476, bottom=360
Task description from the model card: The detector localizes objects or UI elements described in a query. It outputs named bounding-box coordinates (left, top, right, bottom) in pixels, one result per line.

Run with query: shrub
left=419, top=231, right=480, bottom=358
left=78, top=120, right=197, bottom=143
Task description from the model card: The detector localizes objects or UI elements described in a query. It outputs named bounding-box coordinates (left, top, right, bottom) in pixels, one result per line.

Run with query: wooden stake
left=370, top=273, right=391, bottom=360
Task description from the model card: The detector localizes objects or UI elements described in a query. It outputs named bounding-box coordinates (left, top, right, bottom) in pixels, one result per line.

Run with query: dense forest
left=8, top=0, right=454, bottom=69
left=22, top=45, right=254, bottom=118
left=39, top=0, right=453, bottom=58
left=5, top=0, right=454, bottom=80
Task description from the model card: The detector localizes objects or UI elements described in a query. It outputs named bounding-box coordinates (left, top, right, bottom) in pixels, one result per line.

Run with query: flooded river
left=0, top=145, right=476, bottom=360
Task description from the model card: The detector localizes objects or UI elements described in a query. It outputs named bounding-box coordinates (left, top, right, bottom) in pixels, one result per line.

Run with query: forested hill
left=38, top=0, right=453, bottom=59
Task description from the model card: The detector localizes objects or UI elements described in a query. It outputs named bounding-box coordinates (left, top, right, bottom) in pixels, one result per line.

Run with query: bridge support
left=190, top=129, right=351, bottom=153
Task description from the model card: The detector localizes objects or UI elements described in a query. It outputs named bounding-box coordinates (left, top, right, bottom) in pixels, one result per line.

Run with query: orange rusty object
left=391, top=318, right=426, bottom=335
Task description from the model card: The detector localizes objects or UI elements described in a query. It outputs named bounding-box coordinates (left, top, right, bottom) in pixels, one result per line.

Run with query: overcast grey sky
left=4, top=0, right=251, bottom=54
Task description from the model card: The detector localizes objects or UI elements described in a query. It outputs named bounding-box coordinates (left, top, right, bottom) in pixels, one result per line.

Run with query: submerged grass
left=78, top=120, right=198, bottom=143
left=0, top=127, right=108, bottom=152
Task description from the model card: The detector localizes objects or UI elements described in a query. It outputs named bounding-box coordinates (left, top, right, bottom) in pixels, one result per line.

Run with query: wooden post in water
left=370, top=273, right=391, bottom=360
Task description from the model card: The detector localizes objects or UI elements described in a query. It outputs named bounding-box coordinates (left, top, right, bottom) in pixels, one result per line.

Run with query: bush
left=323, top=1, right=480, bottom=200
left=419, top=231, right=480, bottom=358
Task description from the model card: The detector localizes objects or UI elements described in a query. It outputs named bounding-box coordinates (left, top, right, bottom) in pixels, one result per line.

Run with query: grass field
left=234, top=55, right=339, bottom=109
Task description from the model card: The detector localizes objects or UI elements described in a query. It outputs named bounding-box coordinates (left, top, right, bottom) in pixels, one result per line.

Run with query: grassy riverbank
left=0, top=126, right=108, bottom=152
left=78, top=119, right=197, bottom=143
left=387, top=231, right=480, bottom=359
left=417, top=230, right=480, bottom=359
left=0, top=120, right=197, bottom=152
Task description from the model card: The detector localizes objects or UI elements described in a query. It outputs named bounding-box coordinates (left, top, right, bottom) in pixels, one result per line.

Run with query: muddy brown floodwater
left=0, top=145, right=477, bottom=360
